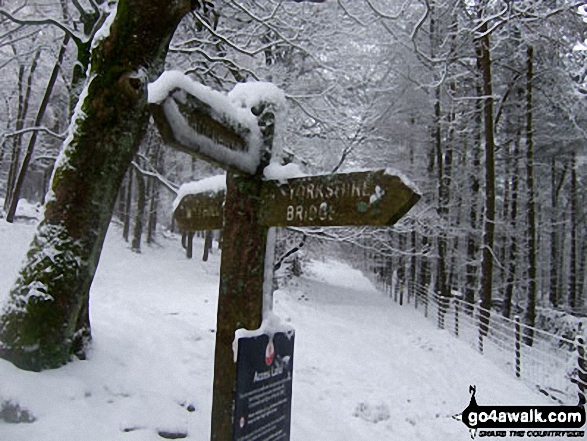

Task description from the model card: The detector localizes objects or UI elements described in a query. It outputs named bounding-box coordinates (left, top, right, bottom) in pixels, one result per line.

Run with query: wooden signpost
left=175, top=190, right=225, bottom=232
left=151, top=78, right=420, bottom=441
left=174, top=170, right=419, bottom=232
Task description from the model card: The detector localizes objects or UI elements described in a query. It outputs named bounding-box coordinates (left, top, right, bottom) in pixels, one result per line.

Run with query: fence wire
left=377, top=279, right=587, bottom=406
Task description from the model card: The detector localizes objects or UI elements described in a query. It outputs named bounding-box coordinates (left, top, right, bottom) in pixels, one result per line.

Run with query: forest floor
left=0, top=221, right=555, bottom=440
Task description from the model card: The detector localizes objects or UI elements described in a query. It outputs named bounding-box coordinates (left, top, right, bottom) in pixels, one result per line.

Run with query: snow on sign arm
left=148, top=71, right=284, bottom=175
left=173, top=174, right=227, bottom=232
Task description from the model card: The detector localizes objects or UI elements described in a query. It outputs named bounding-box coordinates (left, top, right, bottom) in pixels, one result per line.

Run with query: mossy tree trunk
left=0, top=0, right=201, bottom=371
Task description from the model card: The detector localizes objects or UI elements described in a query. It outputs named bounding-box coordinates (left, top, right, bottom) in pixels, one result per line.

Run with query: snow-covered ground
left=0, top=221, right=554, bottom=440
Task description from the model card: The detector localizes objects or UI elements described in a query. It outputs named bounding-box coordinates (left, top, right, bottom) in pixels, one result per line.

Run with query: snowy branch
left=223, top=1, right=331, bottom=70
left=131, top=161, right=179, bottom=195
left=274, top=233, right=307, bottom=271
left=364, top=0, right=410, bottom=21
left=1, top=127, right=67, bottom=141
left=192, top=12, right=280, bottom=58
left=0, top=9, right=83, bottom=48
left=169, top=46, right=261, bottom=80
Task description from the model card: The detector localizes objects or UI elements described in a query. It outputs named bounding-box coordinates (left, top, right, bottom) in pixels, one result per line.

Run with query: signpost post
left=151, top=78, right=421, bottom=441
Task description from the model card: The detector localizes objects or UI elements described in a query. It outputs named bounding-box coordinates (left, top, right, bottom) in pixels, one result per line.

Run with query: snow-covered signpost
left=174, top=170, right=419, bottom=232
left=149, top=72, right=421, bottom=441
left=150, top=72, right=286, bottom=441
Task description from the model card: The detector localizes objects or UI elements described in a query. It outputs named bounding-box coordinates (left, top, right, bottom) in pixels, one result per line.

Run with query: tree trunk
left=578, top=233, right=587, bottom=310
left=465, top=78, right=483, bottom=314
left=203, top=230, right=214, bottom=262
left=569, top=150, right=578, bottom=310
left=0, top=0, right=198, bottom=371
left=477, top=12, right=496, bottom=345
left=6, top=36, right=70, bottom=223
left=524, top=45, right=537, bottom=346
left=550, top=157, right=559, bottom=307
left=503, top=139, right=519, bottom=318
left=146, top=177, right=159, bottom=244
left=122, top=168, right=133, bottom=242
left=131, top=164, right=146, bottom=253
left=186, top=232, right=195, bottom=259
left=4, top=51, right=41, bottom=213
left=146, top=144, right=162, bottom=244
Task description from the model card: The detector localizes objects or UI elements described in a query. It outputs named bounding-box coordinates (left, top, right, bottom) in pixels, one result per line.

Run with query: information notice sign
left=233, top=331, right=295, bottom=441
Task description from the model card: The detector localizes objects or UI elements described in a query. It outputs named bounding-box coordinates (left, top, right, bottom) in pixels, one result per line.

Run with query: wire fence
left=376, top=278, right=587, bottom=406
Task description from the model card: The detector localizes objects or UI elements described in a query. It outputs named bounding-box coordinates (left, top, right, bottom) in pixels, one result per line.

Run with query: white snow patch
left=90, top=1, right=118, bottom=50
left=233, top=310, right=294, bottom=363
left=304, top=259, right=379, bottom=293
left=228, top=81, right=286, bottom=113
left=0, top=223, right=555, bottom=441
left=148, top=72, right=287, bottom=175
left=384, top=166, right=421, bottom=195
left=262, top=161, right=306, bottom=183
left=22, top=281, right=53, bottom=304
left=172, top=174, right=226, bottom=211
left=369, top=185, right=385, bottom=204
left=46, top=74, right=95, bottom=204
left=0, top=198, right=43, bottom=221
left=148, top=71, right=217, bottom=106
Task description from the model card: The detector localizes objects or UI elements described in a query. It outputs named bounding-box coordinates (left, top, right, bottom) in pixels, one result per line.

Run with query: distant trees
left=353, top=0, right=587, bottom=331
left=0, top=0, right=584, bottom=371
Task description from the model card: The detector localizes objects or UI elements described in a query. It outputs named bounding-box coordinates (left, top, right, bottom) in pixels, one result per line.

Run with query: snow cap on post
left=148, top=71, right=284, bottom=175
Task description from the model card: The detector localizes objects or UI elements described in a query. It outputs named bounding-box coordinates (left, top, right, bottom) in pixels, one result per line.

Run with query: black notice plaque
left=233, top=331, right=295, bottom=441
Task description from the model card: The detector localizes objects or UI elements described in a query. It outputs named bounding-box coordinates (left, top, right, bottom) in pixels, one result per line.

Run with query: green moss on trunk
left=0, top=0, right=199, bottom=371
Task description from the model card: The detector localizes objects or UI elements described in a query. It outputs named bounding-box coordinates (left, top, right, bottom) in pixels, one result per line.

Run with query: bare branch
left=170, top=46, right=261, bottom=80
left=1, top=126, right=67, bottom=140
left=365, top=0, right=410, bottom=20
left=0, top=8, right=83, bottom=47
left=131, top=160, right=179, bottom=195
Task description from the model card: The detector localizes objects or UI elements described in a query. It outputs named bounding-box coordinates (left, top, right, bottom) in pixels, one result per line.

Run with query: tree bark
left=477, top=11, right=496, bottom=345
left=524, top=45, right=537, bottom=346
left=131, top=162, right=146, bottom=253
left=550, top=157, right=559, bottom=307
left=465, top=103, right=482, bottom=313
left=0, top=0, right=199, bottom=371
left=503, top=139, right=519, bottom=318
left=203, top=230, right=214, bottom=261
left=549, top=158, right=567, bottom=308
left=569, top=150, right=578, bottom=310
left=122, top=168, right=133, bottom=242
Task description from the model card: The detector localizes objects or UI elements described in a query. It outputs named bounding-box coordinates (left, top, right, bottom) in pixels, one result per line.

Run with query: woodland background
left=1, top=0, right=586, bottom=335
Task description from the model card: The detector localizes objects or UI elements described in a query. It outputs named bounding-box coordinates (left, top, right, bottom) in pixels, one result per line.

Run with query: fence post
left=514, top=315, right=521, bottom=379
left=576, top=336, right=586, bottom=406
left=424, top=285, right=429, bottom=318
left=454, top=299, right=459, bottom=338
left=476, top=300, right=485, bottom=354
left=437, top=292, right=448, bottom=330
